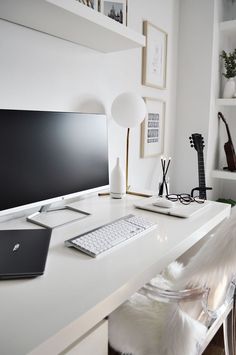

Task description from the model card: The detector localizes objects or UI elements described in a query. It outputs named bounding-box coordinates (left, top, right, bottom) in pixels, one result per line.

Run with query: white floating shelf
left=216, top=98, right=236, bottom=106
left=220, top=19, right=236, bottom=34
left=0, top=0, right=145, bottom=53
left=219, top=20, right=236, bottom=47
left=212, top=169, right=236, bottom=180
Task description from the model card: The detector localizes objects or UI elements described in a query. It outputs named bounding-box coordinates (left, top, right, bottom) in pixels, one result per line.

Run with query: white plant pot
left=223, top=77, right=235, bottom=98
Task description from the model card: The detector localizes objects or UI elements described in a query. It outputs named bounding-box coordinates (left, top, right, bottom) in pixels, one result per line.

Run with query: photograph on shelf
left=141, top=98, right=165, bottom=158
left=142, top=21, right=167, bottom=89
left=100, top=0, right=127, bottom=25
left=75, top=0, right=98, bottom=10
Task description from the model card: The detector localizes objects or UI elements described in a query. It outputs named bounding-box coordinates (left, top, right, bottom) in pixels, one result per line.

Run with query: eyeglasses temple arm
left=191, top=187, right=212, bottom=197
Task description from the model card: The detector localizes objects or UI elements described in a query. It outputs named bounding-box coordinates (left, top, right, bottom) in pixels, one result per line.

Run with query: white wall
left=0, top=0, right=179, bottom=195
left=171, top=0, right=215, bottom=197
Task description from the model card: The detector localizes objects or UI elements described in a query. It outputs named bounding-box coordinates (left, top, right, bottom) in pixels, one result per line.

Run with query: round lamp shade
left=111, top=92, right=147, bottom=128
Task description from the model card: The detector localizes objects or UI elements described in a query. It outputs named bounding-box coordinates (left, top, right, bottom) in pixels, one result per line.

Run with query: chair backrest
left=177, top=206, right=236, bottom=293
left=109, top=206, right=236, bottom=355
left=162, top=207, right=236, bottom=353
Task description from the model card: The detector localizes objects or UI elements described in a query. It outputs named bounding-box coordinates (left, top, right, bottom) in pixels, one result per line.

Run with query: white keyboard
left=65, top=214, right=157, bottom=257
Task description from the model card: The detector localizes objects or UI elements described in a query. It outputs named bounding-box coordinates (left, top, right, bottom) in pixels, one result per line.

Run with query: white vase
left=110, top=157, right=126, bottom=199
left=223, top=77, right=235, bottom=98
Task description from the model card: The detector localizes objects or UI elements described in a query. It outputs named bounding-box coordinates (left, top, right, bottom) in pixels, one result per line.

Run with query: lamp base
left=110, top=191, right=126, bottom=199
left=126, top=191, right=152, bottom=198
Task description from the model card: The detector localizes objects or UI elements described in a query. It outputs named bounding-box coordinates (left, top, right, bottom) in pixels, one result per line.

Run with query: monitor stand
left=27, top=204, right=90, bottom=229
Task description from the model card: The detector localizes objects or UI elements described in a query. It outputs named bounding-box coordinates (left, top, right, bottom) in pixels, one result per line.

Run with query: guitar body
left=218, top=112, right=236, bottom=171
left=224, top=141, right=236, bottom=171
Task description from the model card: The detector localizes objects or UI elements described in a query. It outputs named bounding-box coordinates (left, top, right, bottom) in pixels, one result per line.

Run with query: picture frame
left=141, top=98, right=165, bottom=158
left=142, top=21, right=167, bottom=89
left=100, top=0, right=127, bottom=25
left=75, top=0, right=98, bottom=11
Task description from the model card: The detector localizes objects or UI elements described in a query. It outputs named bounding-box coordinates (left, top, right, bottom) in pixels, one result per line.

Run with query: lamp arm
left=126, top=128, right=130, bottom=191
left=125, top=128, right=152, bottom=198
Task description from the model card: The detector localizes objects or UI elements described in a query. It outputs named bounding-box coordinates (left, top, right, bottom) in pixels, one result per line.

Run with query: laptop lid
left=0, top=228, right=51, bottom=279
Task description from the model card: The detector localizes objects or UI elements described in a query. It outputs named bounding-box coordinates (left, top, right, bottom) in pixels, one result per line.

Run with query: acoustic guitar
left=218, top=112, right=236, bottom=171
left=189, top=133, right=212, bottom=199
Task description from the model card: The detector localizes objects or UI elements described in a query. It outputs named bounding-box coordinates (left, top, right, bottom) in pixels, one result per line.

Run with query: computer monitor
left=0, top=109, right=109, bottom=225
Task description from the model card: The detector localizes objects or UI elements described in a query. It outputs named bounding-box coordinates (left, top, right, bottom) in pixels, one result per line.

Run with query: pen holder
left=158, top=179, right=169, bottom=197
left=159, top=157, right=171, bottom=197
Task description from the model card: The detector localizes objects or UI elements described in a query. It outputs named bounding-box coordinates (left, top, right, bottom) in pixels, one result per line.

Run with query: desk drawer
left=64, top=320, right=108, bottom=355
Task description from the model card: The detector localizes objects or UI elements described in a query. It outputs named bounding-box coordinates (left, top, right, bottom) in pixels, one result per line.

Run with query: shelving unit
left=210, top=5, right=236, bottom=191
left=212, top=169, right=236, bottom=180
left=220, top=19, right=236, bottom=36
left=216, top=98, right=236, bottom=106
left=0, top=0, right=145, bottom=52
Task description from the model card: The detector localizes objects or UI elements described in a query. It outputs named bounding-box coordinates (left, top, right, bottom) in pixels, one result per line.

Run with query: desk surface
left=0, top=194, right=230, bottom=355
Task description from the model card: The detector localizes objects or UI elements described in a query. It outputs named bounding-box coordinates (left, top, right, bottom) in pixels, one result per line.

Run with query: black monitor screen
left=0, top=110, right=109, bottom=212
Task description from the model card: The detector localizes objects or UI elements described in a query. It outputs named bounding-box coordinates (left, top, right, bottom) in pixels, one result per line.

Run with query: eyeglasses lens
left=179, top=194, right=192, bottom=204
left=166, top=194, right=178, bottom=202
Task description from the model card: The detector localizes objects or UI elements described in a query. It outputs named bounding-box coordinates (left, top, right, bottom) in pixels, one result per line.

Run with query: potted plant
left=220, top=49, right=236, bottom=98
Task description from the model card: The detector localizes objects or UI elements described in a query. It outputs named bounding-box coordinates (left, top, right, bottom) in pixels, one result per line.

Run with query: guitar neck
left=219, top=112, right=233, bottom=144
left=197, top=151, right=206, bottom=199
left=224, top=121, right=233, bottom=144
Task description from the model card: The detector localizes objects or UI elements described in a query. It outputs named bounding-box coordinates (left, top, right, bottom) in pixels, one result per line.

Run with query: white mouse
left=152, top=198, right=174, bottom=209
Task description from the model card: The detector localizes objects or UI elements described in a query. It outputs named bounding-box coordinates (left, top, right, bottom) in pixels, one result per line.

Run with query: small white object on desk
left=110, top=157, right=126, bottom=199
left=152, top=198, right=174, bottom=209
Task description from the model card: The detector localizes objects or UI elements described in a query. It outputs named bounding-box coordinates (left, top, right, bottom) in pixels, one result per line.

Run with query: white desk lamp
left=111, top=92, right=149, bottom=197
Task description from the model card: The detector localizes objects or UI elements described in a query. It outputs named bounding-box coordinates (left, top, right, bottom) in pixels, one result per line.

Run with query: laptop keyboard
left=65, top=214, right=156, bottom=257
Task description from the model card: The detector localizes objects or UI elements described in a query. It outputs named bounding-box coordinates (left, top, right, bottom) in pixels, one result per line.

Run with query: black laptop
left=0, top=228, right=51, bottom=279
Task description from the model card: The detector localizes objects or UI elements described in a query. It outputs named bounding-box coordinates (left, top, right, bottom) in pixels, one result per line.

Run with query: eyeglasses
left=166, top=194, right=205, bottom=205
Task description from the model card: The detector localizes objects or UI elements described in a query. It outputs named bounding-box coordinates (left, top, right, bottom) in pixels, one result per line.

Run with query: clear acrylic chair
left=109, top=207, right=236, bottom=355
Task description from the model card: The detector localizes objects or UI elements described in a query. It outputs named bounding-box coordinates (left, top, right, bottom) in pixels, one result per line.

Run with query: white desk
left=0, top=194, right=230, bottom=355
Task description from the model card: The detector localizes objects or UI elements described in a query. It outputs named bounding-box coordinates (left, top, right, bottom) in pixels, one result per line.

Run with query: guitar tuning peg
left=191, top=144, right=194, bottom=148
left=189, top=137, right=192, bottom=140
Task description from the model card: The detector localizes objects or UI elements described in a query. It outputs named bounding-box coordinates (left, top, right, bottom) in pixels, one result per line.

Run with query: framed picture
left=142, top=21, right=167, bottom=89
left=141, top=98, right=165, bottom=158
left=75, top=0, right=98, bottom=11
left=100, top=0, right=127, bottom=25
